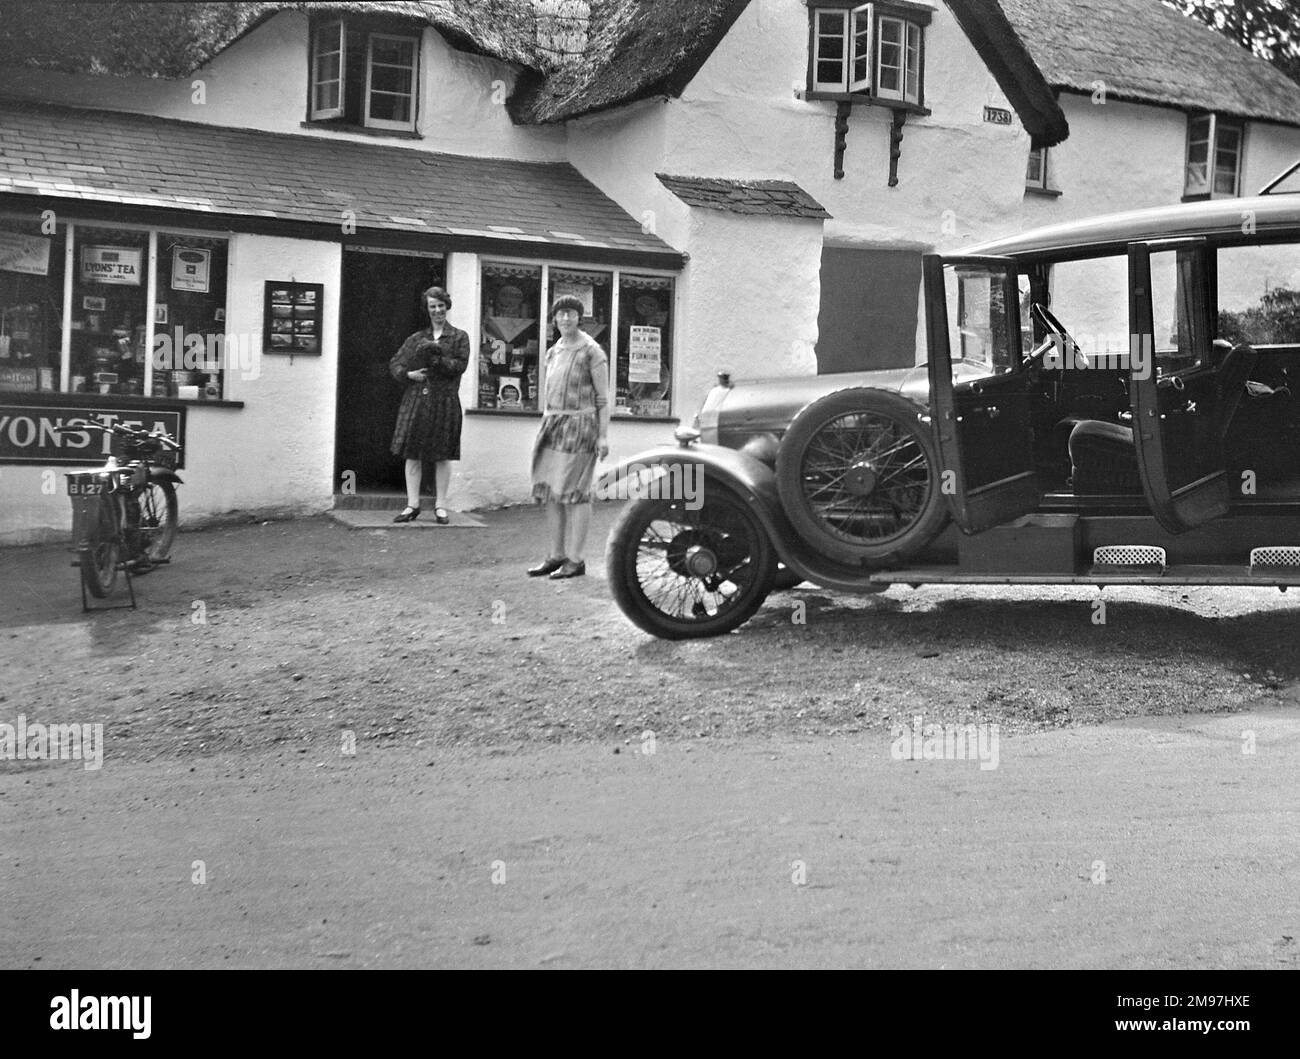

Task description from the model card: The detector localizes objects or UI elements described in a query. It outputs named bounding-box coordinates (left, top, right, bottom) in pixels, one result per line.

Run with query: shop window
left=153, top=233, right=231, bottom=399
left=615, top=275, right=674, bottom=417
left=310, top=18, right=420, bottom=132
left=0, top=219, right=65, bottom=393
left=1185, top=114, right=1243, bottom=199
left=807, top=1, right=928, bottom=105
left=479, top=262, right=542, bottom=410
left=70, top=225, right=151, bottom=396
left=544, top=266, right=613, bottom=402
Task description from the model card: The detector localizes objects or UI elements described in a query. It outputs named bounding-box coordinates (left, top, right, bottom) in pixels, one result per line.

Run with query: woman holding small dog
left=389, top=286, right=470, bottom=524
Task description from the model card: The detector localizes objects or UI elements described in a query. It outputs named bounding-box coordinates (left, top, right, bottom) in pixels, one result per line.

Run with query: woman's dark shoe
left=527, top=557, right=566, bottom=577
left=434, top=508, right=450, bottom=525
left=549, top=559, right=586, bottom=580
left=393, top=506, right=421, bottom=523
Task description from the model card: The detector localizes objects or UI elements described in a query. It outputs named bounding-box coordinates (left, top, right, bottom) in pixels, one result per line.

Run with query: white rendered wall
left=0, top=233, right=340, bottom=545
left=0, top=12, right=565, bottom=162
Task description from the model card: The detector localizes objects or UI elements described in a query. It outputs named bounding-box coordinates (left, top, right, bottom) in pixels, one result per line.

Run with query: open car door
left=923, top=254, right=1041, bottom=533
left=1128, top=239, right=1231, bottom=533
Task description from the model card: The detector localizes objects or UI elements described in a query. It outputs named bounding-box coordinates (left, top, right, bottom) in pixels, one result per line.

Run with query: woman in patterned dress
left=389, top=286, right=470, bottom=523
left=527, top=295, right=610, bottom=579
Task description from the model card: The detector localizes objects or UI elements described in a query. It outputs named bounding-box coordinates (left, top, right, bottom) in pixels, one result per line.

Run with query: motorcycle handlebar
left=53, top=420, right=180, bottom=448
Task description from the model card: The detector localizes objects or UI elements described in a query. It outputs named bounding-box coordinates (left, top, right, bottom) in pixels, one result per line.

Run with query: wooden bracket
left=833, top=100, right=850, bottom=180
left=888, top=108, right=907, bottom=187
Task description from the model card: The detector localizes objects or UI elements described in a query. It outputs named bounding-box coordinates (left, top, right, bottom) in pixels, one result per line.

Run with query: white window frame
left=310, top=19, right=345, bottom=120
left=1185, top=113, right=1244, bottom=198
left=472, top=255, right=679, bottom=417
left=812, top=4, right=874, bottom=94
left=1026, top=145, right=1048, bottom=189
left=876, top=14, right=922, bottom=103
left=364, top=32, right=419, bottom=131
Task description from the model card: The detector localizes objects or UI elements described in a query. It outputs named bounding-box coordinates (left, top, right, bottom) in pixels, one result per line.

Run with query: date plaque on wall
left=983, top=106, right=1013, bottom=125
left=264, top=282, right=324, bottom=355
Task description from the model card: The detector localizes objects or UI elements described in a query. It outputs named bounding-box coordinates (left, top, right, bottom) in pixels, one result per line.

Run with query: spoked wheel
left=80, top=498, right=120, bottom=598
left=607, top=487, right=777, bottom=639
left=137, top=481, right=178, bottom=562
left=776, top=388, right=947, bottom=566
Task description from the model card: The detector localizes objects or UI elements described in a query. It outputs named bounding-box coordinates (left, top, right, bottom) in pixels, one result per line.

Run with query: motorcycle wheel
left=80, top=498, right=120, bottom=598
left=606, top=486, right=777, bottom=640
left=137, top=481, right=179, bottom=561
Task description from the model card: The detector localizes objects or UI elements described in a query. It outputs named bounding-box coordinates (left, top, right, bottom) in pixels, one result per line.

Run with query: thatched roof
left=0, top=1, right=541, bottom=78
left=1001, top=0, right=1300, bottom=126
left=508, top=0, right=752, bottom=124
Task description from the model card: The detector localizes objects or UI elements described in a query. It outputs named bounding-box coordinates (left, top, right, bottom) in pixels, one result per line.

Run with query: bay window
left=806, top=1, right=929, bottom=106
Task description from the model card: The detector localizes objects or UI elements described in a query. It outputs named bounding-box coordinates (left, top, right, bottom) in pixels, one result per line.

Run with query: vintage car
left=600, top=184, right=1300, bottom=639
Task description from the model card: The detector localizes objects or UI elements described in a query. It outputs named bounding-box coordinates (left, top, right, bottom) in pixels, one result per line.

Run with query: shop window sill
left=0, top=391, right=244, bottom=409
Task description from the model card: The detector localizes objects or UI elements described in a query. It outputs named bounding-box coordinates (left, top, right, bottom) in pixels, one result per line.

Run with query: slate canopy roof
left=656, top=175, right=831, bottom=220
left=0, top=101, right=682, bottom=266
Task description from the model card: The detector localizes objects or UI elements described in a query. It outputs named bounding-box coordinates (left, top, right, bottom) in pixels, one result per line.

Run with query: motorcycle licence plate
left=66, top=478, right=107, bottom=496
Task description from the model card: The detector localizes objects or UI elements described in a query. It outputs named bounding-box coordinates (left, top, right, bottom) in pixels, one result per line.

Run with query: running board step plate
left=1250, top=546, right=1300, bottom=574
left=1091, top=545, right=1167, bottom=573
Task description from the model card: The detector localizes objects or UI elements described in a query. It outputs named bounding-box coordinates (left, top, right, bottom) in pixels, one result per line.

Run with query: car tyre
left=776, top=388, right=947, bottom=566
left=607, top=486, right=777, bottom=639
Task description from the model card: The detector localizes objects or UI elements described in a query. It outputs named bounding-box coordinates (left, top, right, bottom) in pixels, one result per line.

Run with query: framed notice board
left=264, top=281, right=323, bottom=355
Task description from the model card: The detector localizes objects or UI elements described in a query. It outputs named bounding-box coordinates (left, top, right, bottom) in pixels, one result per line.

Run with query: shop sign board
left=0, top=403, right=185, bottom=465
left=81, top=246, right=143, bottom=286
left=628, top=326, right=661, bottom=383
left=0, top=231, right=51, bottom=276
left=171, top=247, right=212, bottom=293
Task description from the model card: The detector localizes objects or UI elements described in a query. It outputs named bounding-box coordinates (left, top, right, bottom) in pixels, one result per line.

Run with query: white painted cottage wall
left=674, top=0, right=1032, bottom=252
left=0, top=12, right=566, bottom=162
left=0, top=232, right=339, bottom=545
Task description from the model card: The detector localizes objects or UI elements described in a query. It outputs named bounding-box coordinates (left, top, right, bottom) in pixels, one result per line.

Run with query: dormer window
left=310, top=18, right=420, bottom=132
left=1184, top=113, right=1244, bottom=199
left=807, top=1, right=929, bottom=106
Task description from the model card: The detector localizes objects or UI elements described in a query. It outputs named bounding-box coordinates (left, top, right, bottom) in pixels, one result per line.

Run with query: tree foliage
left=1163, top=0, right=1300, bottom=85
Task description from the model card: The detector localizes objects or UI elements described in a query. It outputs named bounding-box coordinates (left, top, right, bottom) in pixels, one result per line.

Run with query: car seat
left=1067, top=343, right=1257, bottom=494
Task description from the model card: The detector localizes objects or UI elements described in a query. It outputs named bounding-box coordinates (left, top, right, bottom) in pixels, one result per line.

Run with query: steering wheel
left=1028, top=303, right=1090, bottom=370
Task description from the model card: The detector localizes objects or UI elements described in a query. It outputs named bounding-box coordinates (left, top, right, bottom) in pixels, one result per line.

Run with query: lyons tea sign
left=0, top=404, right=184, bottom=465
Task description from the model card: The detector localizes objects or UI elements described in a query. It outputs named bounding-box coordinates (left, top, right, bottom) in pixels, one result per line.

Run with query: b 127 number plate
left=66, top=478, right=106, bottom=496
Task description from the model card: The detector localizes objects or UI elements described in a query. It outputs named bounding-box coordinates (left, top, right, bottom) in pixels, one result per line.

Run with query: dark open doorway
left=336, top=248, right=445, bottom=491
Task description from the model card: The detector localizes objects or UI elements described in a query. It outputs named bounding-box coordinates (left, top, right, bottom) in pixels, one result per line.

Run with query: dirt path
left=4, top=505, right=1300, bottom=967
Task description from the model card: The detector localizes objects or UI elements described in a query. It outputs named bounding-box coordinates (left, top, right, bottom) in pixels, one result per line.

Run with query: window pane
left=945, top=264, right=1016, bottom=379
left=368, top=92, right=411, bottom=123
left=370, top=64, right=412, bottom=95
left=1026, top=147, right=1044, bottom=185
left=0, top=218, right=65, bottom=393
left=153, top=234, right=230, bottom=399
left=1149, top=249, right=1204, bottom=369
left=1045, top=255, right=1131, bottom=367
left=1216, top=243, right=1300, bottom=346
left=70, top=226, right=149, bottom=395
left=314, top=81, right=340, bottom=112
left=480, top=263, right=542, bottom=410
left=371, top=37, right=414, bottom=67
left=851, top=10, right=871, bottom=84
left=617, top=275, right=673, bottom=417
left=905, top=22, right=921, bottom=101
left=814, top=9, right=847, bottom=89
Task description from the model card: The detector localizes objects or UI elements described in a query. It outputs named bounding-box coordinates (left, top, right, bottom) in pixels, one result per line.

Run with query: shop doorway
left=336, top=248, right=445, bottom=491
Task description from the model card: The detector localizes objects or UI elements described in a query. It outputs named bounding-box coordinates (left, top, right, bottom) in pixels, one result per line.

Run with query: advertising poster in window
left=0, top=231, right=51, bottom=276
left=81, top=246, right=143, bottom=285
left=629, top=325, right=661, bottom=383
left=170, top=247, right=212, bottom=293
left=552, top=281, right=594, bottom=316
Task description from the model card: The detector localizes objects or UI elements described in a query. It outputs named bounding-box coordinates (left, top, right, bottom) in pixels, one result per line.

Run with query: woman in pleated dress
left=527, top=295, right=610, bottom=579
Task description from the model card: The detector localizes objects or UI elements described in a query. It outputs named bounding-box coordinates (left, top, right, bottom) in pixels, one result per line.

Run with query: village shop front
left=0, top=103, right=683, bottom=544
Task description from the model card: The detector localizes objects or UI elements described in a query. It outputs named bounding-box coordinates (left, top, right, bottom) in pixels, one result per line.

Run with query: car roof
left=963, top=194, right=1300, bottom=260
